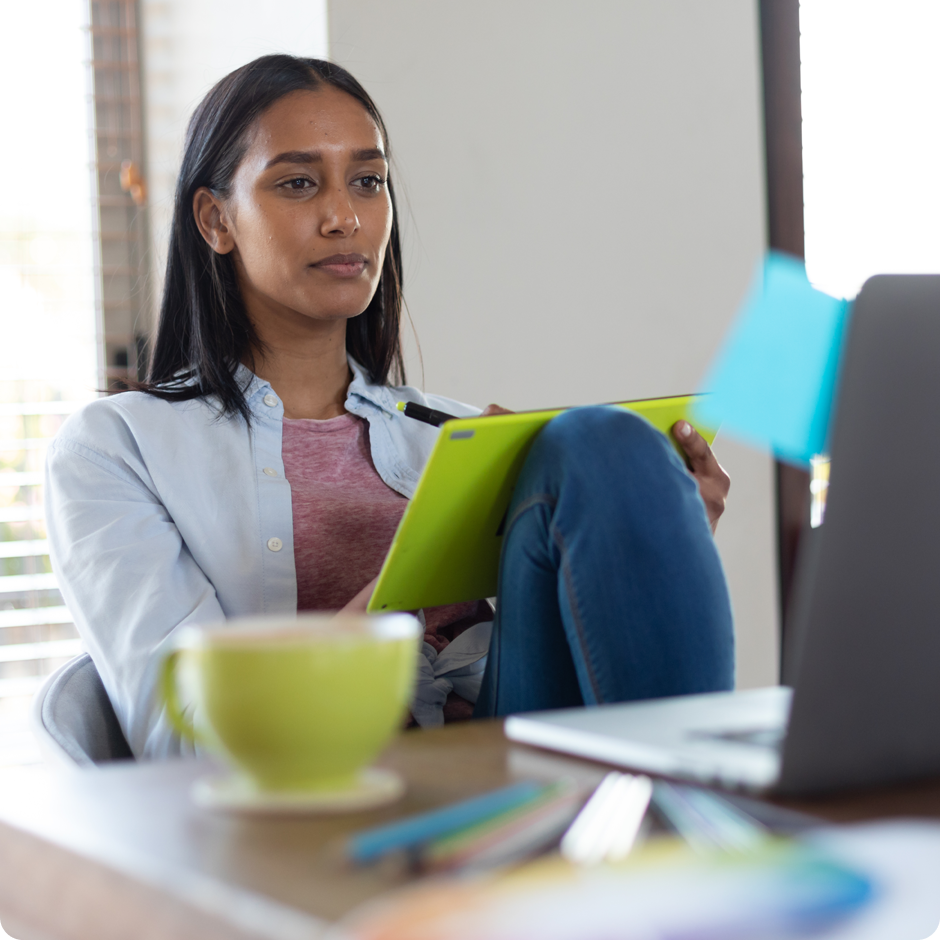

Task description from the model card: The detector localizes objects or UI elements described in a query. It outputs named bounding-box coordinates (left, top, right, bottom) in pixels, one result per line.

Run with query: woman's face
left=198, top=87, right=393, bottom=328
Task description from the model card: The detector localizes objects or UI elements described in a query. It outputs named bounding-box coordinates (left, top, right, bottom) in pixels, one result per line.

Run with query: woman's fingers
left=673, top=420, right=713, bottom=470
left=339, top=576, right=379, bottom=615
left=672, top=421, right=730, bottom=534
left=482, top=403, right=514, bottom=416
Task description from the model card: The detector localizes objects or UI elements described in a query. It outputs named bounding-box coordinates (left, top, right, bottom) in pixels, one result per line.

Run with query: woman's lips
left=312, top=253, right=368, bottom=278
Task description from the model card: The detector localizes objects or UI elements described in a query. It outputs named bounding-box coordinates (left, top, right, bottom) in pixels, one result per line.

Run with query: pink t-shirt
left=282, top=413, right=407, bottom=612
left=281, top=414, right=489, bottom=661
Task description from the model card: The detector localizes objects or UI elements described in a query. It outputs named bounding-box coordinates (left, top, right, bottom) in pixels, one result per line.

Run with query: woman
left=45, top=55, right=734, bottom=758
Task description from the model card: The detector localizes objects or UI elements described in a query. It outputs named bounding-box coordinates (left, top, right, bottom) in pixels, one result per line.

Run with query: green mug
left=160, top=612, right=420, bottom=793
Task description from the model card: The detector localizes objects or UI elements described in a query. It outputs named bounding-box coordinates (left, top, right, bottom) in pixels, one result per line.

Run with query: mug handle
left=159, top=649, right=201, bottom=743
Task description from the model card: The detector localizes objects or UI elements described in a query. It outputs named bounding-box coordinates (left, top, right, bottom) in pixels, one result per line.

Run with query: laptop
left=506, top=275, right=940, bottom=797
left=368, top=395, right=715, bottom=613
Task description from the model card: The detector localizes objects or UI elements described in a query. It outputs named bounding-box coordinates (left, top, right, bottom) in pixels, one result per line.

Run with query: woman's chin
left=295, top=283, right=378, bottom=322
left=292, top=304, right=373, bottom=325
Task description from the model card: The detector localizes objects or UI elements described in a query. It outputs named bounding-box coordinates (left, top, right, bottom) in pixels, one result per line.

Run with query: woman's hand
left=672, top=421, right=730, bottom=534
left=338, top=400, right=508, bottom=615
left=337, top=405, right=510, bottom=620
left=339, top=576, right=379, bottom=615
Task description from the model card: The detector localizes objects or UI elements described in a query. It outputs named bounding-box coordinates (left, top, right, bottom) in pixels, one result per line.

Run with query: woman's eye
left=285, top=178, right=313, bottom=191
left=356, top=175, right=386, bottom=193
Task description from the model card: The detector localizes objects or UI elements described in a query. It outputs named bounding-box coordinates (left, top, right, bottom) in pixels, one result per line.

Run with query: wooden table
left=1, top=719, right=940, bottom=940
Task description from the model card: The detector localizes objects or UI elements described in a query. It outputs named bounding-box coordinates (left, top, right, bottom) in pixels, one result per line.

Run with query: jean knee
left=515, top=406, right=684, bottom=509
left=537, top=406, right=669, bottom=465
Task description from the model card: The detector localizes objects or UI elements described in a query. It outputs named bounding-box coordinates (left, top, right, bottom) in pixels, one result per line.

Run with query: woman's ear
left=193, top=187, right=236, bottom=254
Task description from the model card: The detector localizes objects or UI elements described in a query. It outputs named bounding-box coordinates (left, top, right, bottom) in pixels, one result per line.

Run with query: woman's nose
left=321, top=187, right=359, bottom=237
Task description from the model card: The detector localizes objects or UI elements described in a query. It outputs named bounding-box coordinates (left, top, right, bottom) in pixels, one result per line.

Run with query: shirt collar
left=233, top=363, right=272, bottom=411
left=232, top=357, right=397, bottom=416
left=346, top=356, right=398, bottom=415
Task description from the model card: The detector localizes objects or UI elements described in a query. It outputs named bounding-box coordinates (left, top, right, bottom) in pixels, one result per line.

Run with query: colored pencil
left=348, top=781, right=550, bottom=864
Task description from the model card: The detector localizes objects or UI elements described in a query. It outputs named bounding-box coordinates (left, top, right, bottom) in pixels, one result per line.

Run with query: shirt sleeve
left=44, top=435, right=226, bottom=759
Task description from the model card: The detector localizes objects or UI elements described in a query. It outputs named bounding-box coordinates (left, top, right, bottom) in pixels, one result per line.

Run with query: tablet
left=367, top=395, right=715, bottom=613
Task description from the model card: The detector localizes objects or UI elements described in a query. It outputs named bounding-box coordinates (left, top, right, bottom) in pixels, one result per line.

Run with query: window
left=802, top=0, right=940, bottom=300
left=0, top=0, right=149, bottom=767
left=800, top=1, right=940, bottom=528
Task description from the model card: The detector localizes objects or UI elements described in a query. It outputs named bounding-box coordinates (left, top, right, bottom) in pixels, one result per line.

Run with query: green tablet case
left=367, top=395, right=715, bottom=613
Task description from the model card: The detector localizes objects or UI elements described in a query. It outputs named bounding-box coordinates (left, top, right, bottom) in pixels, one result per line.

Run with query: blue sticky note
left=694, top=252, right=851, bottom=466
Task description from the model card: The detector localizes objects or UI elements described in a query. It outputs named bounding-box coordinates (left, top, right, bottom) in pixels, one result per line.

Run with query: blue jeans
left=474, top=407, right=734, bottom=717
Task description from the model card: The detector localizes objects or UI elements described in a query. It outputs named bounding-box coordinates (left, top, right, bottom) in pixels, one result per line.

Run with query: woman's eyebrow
left=264, top=147, right=387, bottom=170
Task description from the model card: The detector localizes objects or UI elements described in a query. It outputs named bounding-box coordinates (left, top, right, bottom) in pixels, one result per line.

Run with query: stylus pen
left=396, top=400, right=459, bottom=427
left=347, top=781, right=548, bottom=864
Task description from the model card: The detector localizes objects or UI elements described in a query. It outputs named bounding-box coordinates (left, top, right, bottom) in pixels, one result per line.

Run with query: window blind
left=0, top=402, right=84, bottom=701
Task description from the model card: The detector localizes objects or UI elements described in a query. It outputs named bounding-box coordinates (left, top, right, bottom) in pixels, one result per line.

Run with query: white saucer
left=191, top=767, right=405, bottom=815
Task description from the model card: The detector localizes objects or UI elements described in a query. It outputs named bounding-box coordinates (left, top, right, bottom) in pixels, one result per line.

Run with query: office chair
left=31, top=653, right=134, bottom=767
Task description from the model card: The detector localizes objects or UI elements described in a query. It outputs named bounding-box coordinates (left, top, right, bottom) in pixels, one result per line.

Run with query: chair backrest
left=31, top=653, right=134, bottom=767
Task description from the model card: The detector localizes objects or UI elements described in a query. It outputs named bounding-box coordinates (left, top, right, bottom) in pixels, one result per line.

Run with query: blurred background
left=1, top=0, right=938, bottom=767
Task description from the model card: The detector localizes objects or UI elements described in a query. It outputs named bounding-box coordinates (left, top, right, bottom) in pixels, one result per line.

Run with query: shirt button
left=267, top=537, right=283, bottom=552
left=262, top=467, right=278, bottom=477
left=263, top=394, right=278, bottom=407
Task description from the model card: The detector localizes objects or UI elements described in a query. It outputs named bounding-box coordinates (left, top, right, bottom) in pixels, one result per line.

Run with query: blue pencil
left=348, top=781, right=548, bottom=864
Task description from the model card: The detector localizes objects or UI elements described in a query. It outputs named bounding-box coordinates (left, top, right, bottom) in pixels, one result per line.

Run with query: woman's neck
left=246, top=314, right=352, bottom=420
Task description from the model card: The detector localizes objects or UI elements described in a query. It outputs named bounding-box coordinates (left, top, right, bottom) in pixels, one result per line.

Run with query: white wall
left=140, top=0, right=329, bottom=316
left=330, top=0, right=779, bottom=688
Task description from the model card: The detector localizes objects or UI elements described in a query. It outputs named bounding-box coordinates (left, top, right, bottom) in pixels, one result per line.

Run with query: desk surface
left=2, top=719, right=940, bottom=940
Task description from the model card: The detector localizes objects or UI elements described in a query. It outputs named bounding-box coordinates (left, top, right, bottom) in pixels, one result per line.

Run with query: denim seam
left=506, top=490, right=605, bottom=704
left=491, top=493, right=557, bottom=713
left=551, top=523, right=605, bottom=704
left=506, top=492, right=557, bottom=530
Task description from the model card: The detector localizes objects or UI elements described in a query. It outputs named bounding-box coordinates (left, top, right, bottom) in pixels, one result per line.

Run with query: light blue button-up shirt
left=44, top=358, right=482, bottom=758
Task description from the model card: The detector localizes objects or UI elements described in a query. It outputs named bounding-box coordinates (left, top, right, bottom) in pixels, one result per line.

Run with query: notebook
left=367, top=395, right=714, bottom=613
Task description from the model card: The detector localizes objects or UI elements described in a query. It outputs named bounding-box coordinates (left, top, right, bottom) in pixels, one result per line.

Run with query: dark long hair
left=143, top=55, right=405, bottom=421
